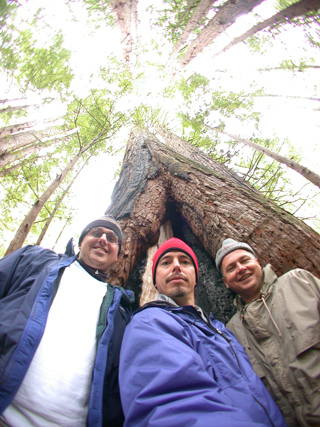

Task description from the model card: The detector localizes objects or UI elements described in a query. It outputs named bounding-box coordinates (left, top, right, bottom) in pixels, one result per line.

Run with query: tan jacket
left=227, top=265, right=320, bottom=427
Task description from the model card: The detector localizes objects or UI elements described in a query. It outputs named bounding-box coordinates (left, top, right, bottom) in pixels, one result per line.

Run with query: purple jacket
left=119, top=301, right=287, bottom=427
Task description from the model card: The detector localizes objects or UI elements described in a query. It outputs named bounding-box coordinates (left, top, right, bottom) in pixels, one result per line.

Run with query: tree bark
left=179, top=0, right=264, bottom=68
left=212, top=127, right=320, bottom=189
left=214, top=0, right=320, bottom=58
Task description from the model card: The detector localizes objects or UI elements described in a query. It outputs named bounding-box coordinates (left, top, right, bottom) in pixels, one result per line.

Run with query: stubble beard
left=168, top=287, right=186, bottom=300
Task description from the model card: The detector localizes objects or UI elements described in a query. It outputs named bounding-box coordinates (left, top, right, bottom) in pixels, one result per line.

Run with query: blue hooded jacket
left=0, top=242, right=134, bottom=426
left=119, top=301, right=287, bottom=427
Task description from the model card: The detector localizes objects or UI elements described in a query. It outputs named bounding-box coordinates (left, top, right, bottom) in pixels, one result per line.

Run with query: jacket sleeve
left=119, top=308, right=273, bottom=427
left=0, top=246, right=30, bottom=299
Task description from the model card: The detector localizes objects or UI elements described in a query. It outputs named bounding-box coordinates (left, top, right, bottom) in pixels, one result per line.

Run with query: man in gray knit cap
left=216, top=238, right=320, bottom=427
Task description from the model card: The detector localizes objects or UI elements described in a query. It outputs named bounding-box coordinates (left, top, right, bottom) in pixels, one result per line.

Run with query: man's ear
left=222, top=277, right=230, bottom=289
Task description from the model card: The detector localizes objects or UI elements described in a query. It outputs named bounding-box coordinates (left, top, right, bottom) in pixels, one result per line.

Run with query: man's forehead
left=223, top=249, right=254, bottom=264
left=160, top=251, right=191, bottom=259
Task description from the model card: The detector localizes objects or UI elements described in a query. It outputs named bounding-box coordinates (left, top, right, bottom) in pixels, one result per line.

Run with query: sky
left=1, top=0, right=319, bottom=254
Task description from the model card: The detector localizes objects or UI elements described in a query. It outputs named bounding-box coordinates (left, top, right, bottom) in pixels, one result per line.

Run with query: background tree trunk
left=212, top=127, right=320, bottom=188
left=214, top=0, right=320, bottom=58
left=179, top=0, right=264, bottom=67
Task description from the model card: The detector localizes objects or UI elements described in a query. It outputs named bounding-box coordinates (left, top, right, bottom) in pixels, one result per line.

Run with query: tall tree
left=178, top=0, right=264, bottom=68
left=211, top=127, right=320, bottom=189
left=213, top=0, right=320, bottom=58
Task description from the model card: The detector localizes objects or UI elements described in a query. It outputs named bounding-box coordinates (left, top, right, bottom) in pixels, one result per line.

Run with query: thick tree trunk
left=212, top=128, right=320, bottom=189
left=214, top=0, right=320, bottom=58
left=106, top=129, right=320, bottom=308
left=171, top=0, right=217, bottom=57
left=179, top=0, right=264, bottom=68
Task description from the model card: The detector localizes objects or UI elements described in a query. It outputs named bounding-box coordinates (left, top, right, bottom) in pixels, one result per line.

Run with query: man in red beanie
left=119, top=238, right=286, bottom=427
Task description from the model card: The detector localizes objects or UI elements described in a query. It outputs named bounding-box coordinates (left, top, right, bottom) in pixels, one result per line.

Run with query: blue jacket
left=0, top=242, right=134, bottom=427
left=119, top=301, right=287, bottom=427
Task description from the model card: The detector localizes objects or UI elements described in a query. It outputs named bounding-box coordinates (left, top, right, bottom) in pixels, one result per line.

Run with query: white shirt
left=3, top=261, right=107, bottom=427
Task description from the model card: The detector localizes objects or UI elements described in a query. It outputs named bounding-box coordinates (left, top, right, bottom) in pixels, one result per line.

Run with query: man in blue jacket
left=0, top=215, right=134, bottom=427
left=119, top=238, right=286, bottom=427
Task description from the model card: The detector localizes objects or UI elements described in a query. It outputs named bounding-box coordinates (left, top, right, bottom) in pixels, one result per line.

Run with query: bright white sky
left=1, top=0, right=319, bottom=253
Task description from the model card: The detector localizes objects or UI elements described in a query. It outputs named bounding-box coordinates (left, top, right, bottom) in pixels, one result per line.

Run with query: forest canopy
left=0, top=0, right=319, bottom=256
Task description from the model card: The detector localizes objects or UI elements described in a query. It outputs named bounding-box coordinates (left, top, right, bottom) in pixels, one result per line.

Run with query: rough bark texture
left=179, top=0, right=264, bottom=68
left=213, top=128, right=320, bottom=188
left=214, top=0, right=320, bottom=58
left=105, top=129, right=320, bottom=322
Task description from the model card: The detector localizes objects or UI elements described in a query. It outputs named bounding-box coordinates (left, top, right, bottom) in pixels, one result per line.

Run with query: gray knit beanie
left=78, top=215, right=122, bottom=254
left=215, top=238, right=255, bottom=274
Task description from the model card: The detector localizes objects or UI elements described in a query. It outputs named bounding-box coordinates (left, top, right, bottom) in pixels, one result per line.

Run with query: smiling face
left=155, top=251, right=196, bottom=306
left=79, top=227, right=118, bottom=274
left=221, top=249, right=263, bottom=304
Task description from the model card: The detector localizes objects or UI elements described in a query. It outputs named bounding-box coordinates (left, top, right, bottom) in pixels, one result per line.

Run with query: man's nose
left=236, top=263, right=246, bottom=273
left=98, top=233, right=109, bottom=244
left=172, top=259, right=182, bottom=271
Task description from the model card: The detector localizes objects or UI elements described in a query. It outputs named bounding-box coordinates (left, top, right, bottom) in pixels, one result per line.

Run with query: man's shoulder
left=276, top=268, right=318, bottom=287
left=226, top=311, right=241, bottom=331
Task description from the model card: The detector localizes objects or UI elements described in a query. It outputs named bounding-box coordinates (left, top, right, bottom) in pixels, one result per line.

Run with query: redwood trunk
left=105, top=129, right=320, bottom=320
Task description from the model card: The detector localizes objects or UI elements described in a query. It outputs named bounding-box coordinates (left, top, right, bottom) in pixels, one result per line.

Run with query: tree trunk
left=212, top=127, right=320, bottom=188
left=0, top=130, right=51, bottom=155
left=179, top=0, right=264, bottom=68
left=214, top=0, right=320, bottom=58
left=0, top=121, right=37, bottom=139
left=0, top=104, right=36, bottom=114
left=171, top=0, right=217, bottom=57
left=110, top=0, right=138, bottom=67
left=35, top=160, right=89, bottom=245
left=4, top=152, right=82, bottom=255
left=105, top=129, right=320, bottom=320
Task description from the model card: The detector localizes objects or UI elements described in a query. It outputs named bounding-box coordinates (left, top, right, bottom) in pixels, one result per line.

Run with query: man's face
left=155, top=251, right=196, bottom=306
left=221, top=249, right=263, bottom=304
left=79, top=227, right=119, bottom=274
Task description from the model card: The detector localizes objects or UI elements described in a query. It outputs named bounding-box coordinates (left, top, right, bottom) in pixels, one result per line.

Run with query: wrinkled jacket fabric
left=119, top=301, right=286, bottom=427
left=227, top=264, right=320, bottom=427
left=0, top=243, right=134, bottom=427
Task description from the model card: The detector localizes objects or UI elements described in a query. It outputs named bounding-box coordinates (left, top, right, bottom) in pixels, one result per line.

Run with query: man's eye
left=106, top=234, right=118, bottom=243
left=227, top=266, right=235, bottom=273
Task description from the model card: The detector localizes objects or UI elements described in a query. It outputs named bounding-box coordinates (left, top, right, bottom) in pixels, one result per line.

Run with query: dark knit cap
left=215, top=238, right=255, bottom=274
left=152, top=238, right=199, bottom=285
left=78, top=215, right=122, bottom=254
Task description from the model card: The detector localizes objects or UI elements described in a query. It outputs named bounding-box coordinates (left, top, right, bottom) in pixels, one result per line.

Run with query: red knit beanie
left=152, top=238, right=199, bottom=285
